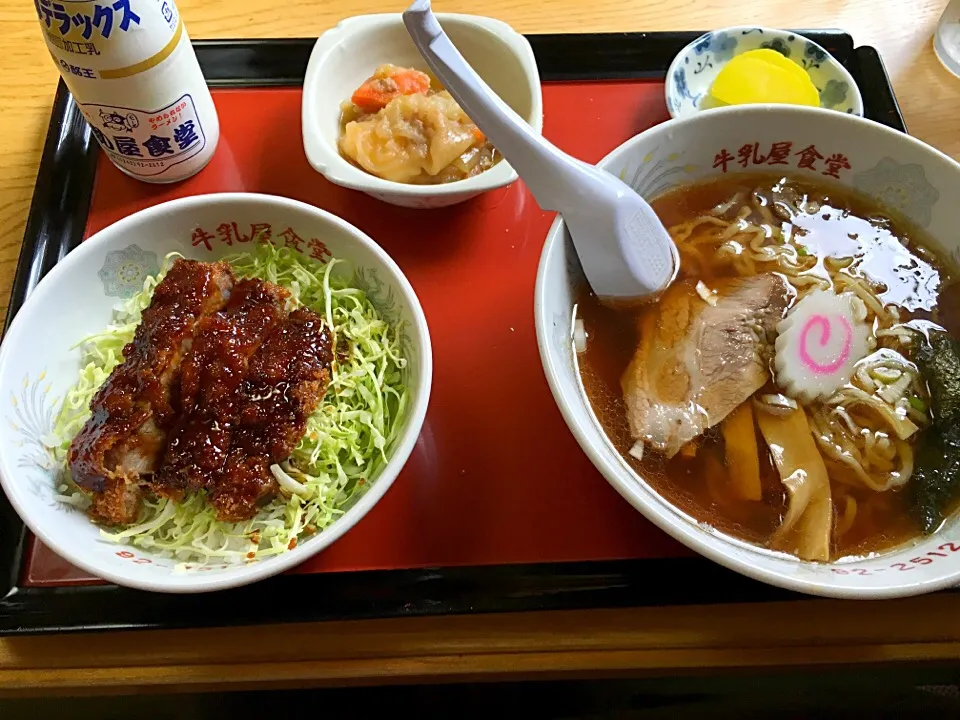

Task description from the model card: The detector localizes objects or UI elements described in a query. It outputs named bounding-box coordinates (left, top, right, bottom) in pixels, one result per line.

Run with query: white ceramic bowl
left=535, top=105, right=960, bottom=599
left=301, top=13, right=544, bottom=209
left=665, top=27, right=864, bottom=119
left=0, top=193, right=432, bottom=593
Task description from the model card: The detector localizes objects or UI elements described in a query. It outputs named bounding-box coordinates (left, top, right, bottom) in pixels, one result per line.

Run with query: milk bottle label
left=34, top=0, right=219, bottom=182
left=81, top=93, right=208, bottom=177
left=35, top=0, right=181, bottom=77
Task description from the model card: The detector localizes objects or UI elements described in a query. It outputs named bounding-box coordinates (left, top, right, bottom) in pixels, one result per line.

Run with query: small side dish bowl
left=302, top=13, right=544, bottom=209
left=535, top=105, right=960, bottom=599
left=665, top=27, right=864, bottom=119
left=0, top=193, right=432, bottom=593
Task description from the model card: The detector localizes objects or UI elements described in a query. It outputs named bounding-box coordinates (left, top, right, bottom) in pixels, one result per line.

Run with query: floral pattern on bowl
left=98, top=244, right=160, bottom=299
left=620, top=149, right=701, bottom=198
left=665, top=27, right=864, bottom=119
left=854, top=157, right=941, bottom=228
left=6, top=371, right=77, bottom=511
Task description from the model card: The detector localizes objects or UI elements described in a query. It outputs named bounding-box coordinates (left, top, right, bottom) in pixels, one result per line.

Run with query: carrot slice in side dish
left=350, top=68, right=431, bottom=112
left=721, top=402, right=762, bottom=501
left=350, top=80, right=397, bottom=112
left=391, top=68, right=431, bottom=95
left=472, top=126, right=486, bottom=144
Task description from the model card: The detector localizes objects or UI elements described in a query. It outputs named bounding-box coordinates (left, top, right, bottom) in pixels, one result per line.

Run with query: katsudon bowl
left=535, top=105, right=960, bottom=599
left=0, top=193, right=431, bottom=593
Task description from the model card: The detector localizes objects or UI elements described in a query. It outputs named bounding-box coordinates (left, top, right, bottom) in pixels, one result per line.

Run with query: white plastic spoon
left=402, top=0, right=678, bottom=303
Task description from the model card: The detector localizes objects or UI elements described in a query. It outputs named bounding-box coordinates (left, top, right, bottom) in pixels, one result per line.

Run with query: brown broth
left=576, top=173, right=952, bottom=560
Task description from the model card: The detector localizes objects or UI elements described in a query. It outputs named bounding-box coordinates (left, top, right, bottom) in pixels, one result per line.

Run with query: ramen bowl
left=0, top=193, right=432, bottom=593
left=302, top=13, right=544, bottom=209
left=535, top=105, right=960, bottom=598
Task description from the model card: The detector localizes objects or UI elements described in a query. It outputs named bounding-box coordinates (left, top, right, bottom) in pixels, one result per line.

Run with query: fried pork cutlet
left=68, top=259, right=235, bottom=525
left=155, top=279, right=290, bottom=495
left=210, top=308, right=334, bottom=522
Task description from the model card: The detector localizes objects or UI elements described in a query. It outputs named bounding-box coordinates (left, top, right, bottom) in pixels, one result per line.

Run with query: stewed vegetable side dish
left=339, top=64, right=501, bottom=184
left=575, top=173, right=960, bottom=562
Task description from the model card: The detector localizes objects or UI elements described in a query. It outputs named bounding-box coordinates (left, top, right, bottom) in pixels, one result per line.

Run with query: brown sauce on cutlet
left=155, top=279, right=290, bottom=494
left=70, top=259, right=336, bottom=525
left=68, top=259, right=235, bottom=498
left=211, top=308, right=334, bottom=522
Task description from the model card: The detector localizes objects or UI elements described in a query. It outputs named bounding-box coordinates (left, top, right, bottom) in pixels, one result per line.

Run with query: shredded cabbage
left=51, top=244, right=409, bottom=567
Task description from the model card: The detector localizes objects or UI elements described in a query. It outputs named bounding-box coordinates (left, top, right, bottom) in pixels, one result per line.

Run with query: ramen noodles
left=575, top=174, right=960, bottom=562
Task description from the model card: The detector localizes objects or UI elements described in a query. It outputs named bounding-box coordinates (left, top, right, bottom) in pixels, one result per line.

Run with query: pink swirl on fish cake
left=798, top=314, right=852, bottom=375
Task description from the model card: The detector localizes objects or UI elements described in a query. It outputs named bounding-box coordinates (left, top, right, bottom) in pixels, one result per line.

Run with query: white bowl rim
left=301, top=12, right=544, bottom=197
left=664, top=25, right=865, bottom=120
left=535, top=104, right=960, bottom=599
left=0, top=191, right=434, bottom=593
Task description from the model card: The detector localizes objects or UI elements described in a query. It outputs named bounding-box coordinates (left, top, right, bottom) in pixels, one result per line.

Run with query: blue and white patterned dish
left=665, top=27, right=864, bottom=119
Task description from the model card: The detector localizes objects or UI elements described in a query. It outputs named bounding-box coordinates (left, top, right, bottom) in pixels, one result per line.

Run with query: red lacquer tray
left=0, top=35, right=907, bottom=633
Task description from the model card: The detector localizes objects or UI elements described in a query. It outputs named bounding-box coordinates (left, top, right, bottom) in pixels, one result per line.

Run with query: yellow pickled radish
left=740, top=48, right=809, bottom=82
left=710, top=52, right=820, bottom=107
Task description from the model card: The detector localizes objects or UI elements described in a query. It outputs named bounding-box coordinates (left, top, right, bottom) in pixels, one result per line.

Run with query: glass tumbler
left=935, top=0, right=960, bottom=77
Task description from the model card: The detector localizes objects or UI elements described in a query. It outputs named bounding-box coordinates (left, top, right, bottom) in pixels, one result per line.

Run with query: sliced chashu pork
left=621, top=273, right=790, bottom=457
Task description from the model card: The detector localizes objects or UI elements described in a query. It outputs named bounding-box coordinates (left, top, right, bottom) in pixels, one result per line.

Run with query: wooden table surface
left=1, top=0, right=960, bottom=696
